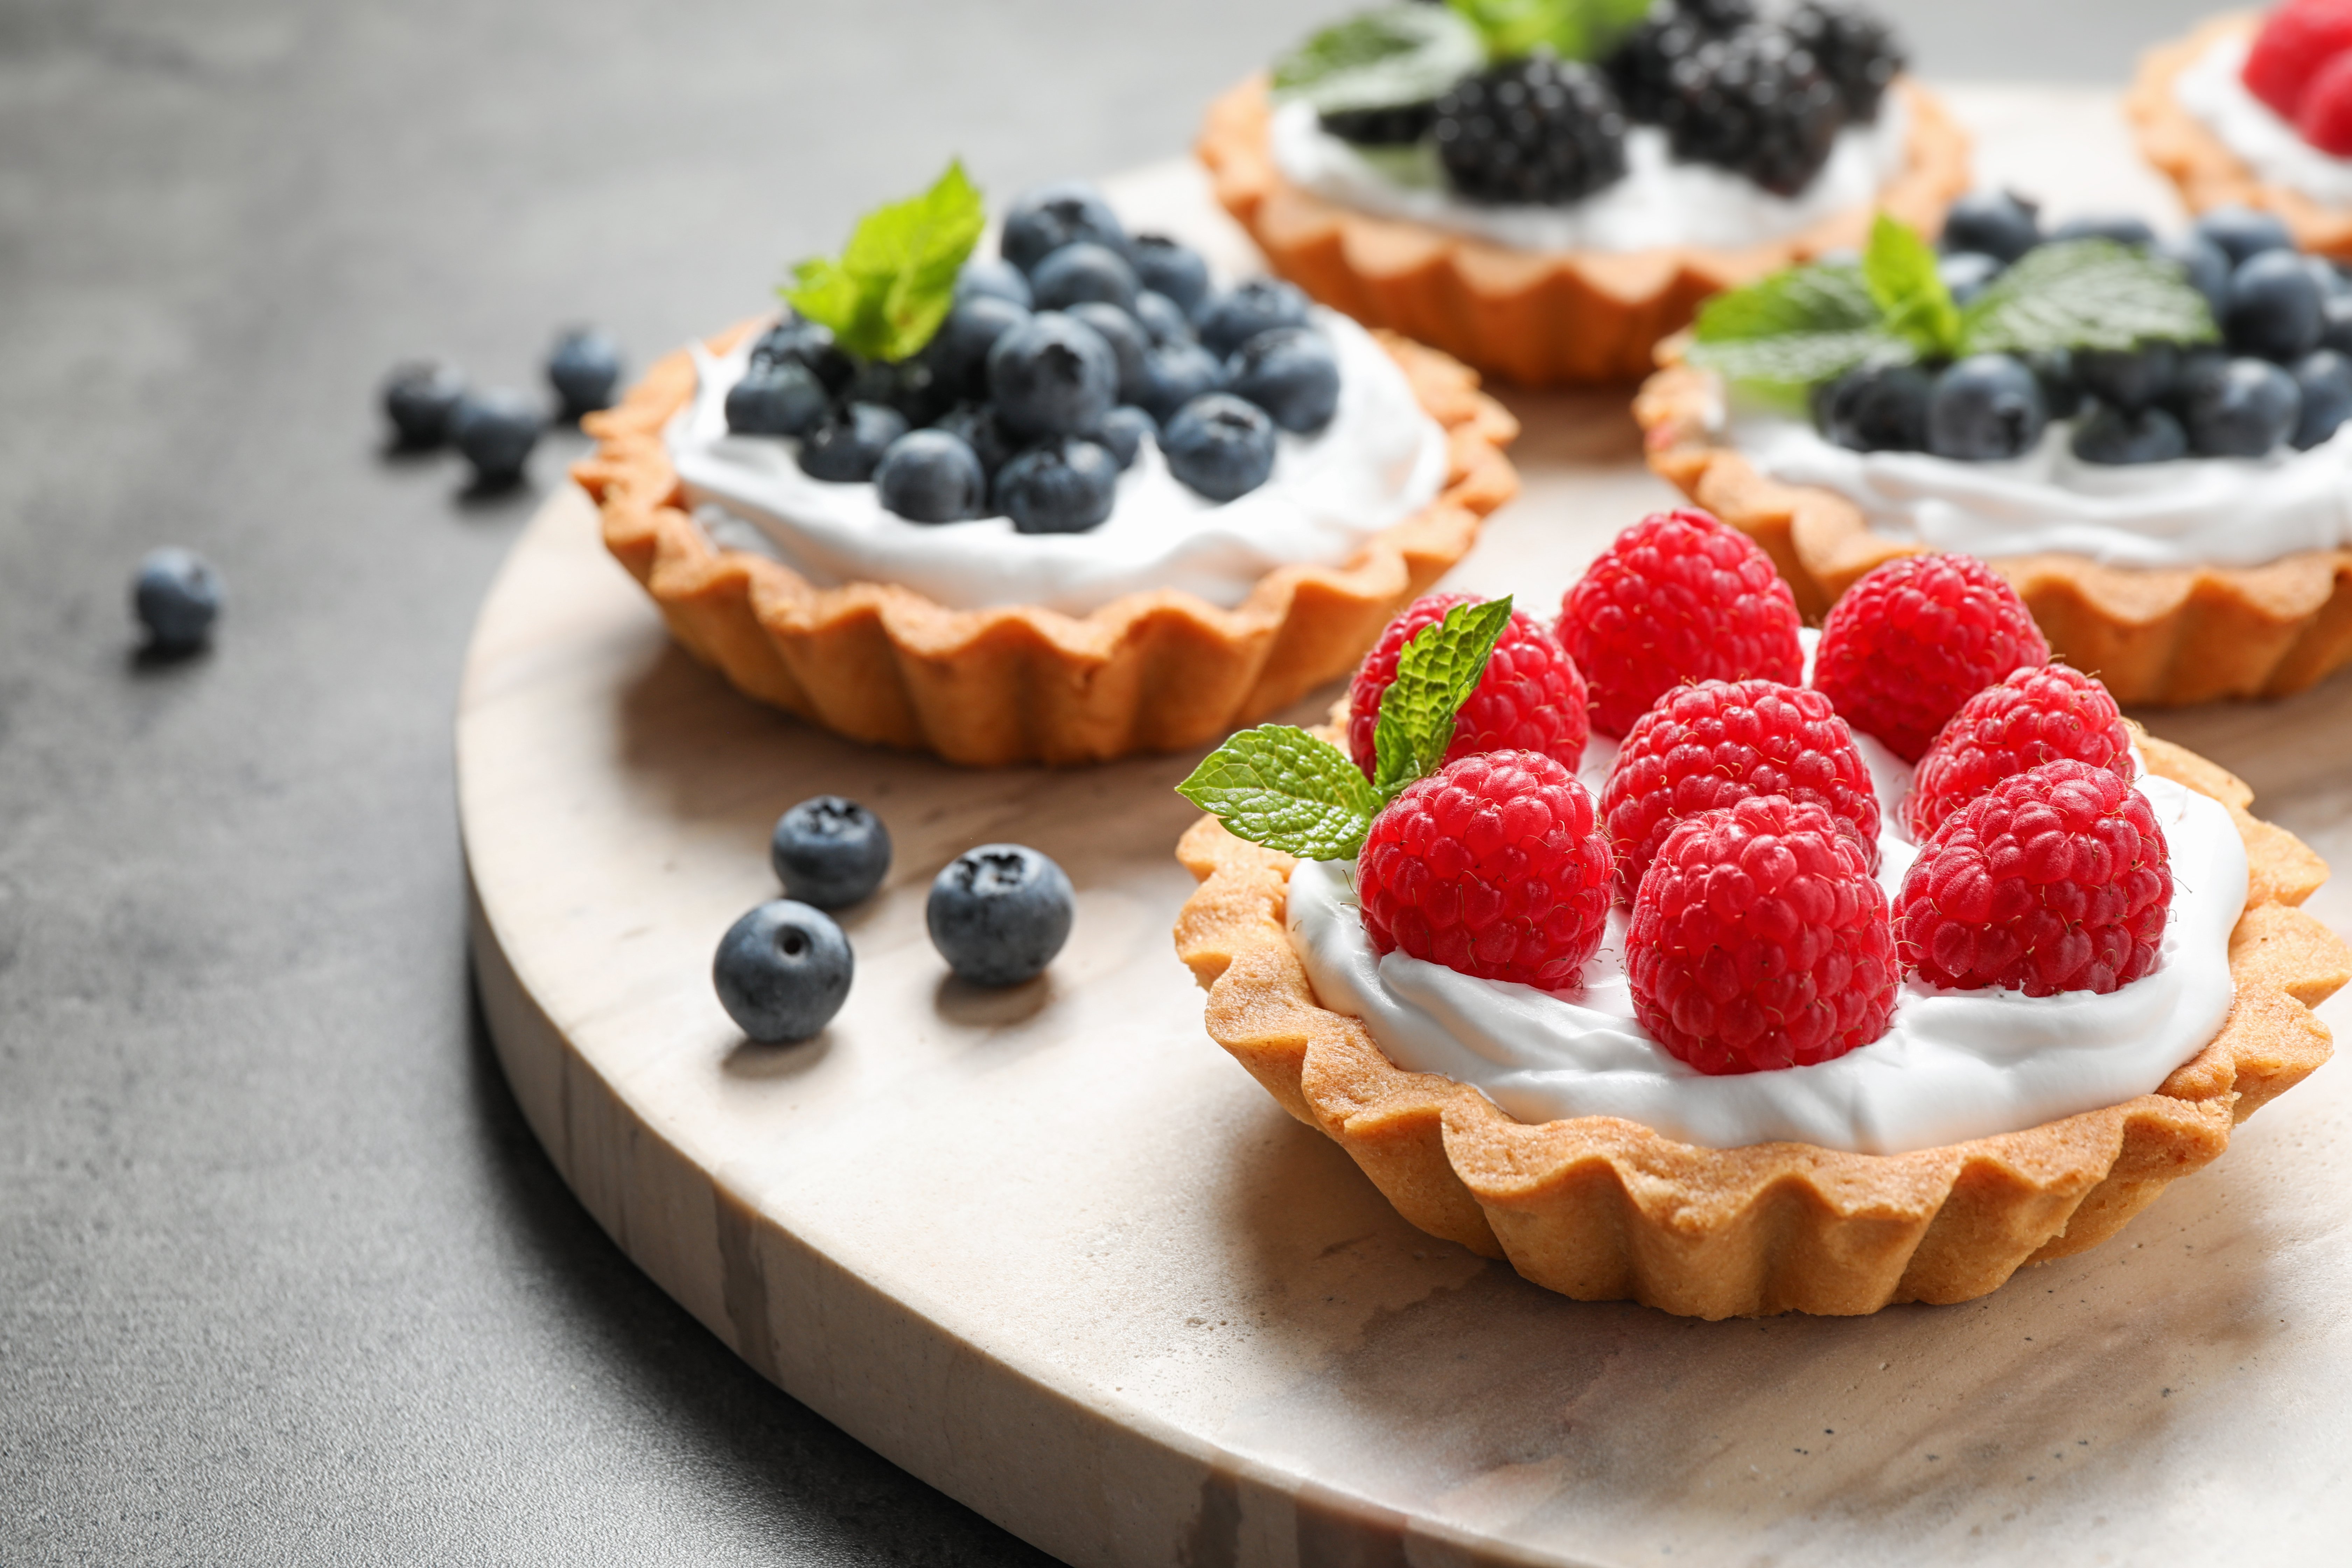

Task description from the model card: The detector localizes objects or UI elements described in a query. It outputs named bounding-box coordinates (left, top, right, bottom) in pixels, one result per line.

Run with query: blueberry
left=1135, top=340, right=1227, bottom=425
left=2022, top=349, right=2083, bottom=420
left=932, top=404, right=1019, bottom=479
left=1000, top=182, right=1128, bottom=273
left=2072, top=403, right=2188, bottom=465
left=1814, top=362, right=1930, bottom=452
left=956, top=257, right=1034, bottom=309
left=2226, top=249, right=2325, bottom=362
left=2291, top=349, right=2352, bottom=449
left=1133, top=290, right=1195, bottom=345
left=2073, top=344, right=2179, bottom=412
left=986, top=312, right=1119, bottom=440
left=450, top=389, right=543, bottom=487
left=1163, top=392, right=1279, bottom=501
left=876, top=429, right=988, bottom=522
left=994, top=439, right=1121, bottom=534
left=2155, top=234, right=2232, bottom=318
left=1940, top=190, right=2040, bottom=263
left=1195, top=279, right=1312, bottom=359
left=770, top=796, right=892, bottom=909
left=1090, top=405, right=1156, bottom=470
left=750, top=318, right=854, bottom=394
left=798, top=402, right=909, bottom=483
left=926, top=295, right=1030, bottom=401
left=546, top=326, right=623, bottom=418
left=2184, top=357, right=2301, bottom=456
left=2049, top=214, right=2155, bottom=248
left=2323, top=294, right=2352, bottom=355
left=1066, top=302, right=1152, bottom=405
left=381, top=359, right=466, bottom=448
left=132, top=547, right=222, bottom=651
left=726, top=359, right=830, bottom=436
left=845, top=356, right=954, bottom=427
left=926, top=844, right=1074, bottom=987
left=713, top=899, right=853, bottom=1043
left=2194, top=204, right=2296, bottom=266
left=2305, top=254, right=2352, bottom=300
left=1926, top=354, right=2047, bottom=461
left=1936, top=251, right=2003, bottom=305
left=1224, top=327, right=1340, bottom=433
left=1130, top=234, right=1212, bottom=312
left=1031, top=242, right=1142, bottom=313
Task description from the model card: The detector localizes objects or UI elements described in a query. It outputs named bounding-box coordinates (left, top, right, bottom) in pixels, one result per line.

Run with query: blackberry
left=1606, top=0, right=1755, bottom=125
left=1665, top=26, right=1844, bottom=198
left=1433, top=57, right=1628, bottom=206
left=1318, top=102, right=1437, bottom=146
left=1784, top=1, right=1904, bottom=122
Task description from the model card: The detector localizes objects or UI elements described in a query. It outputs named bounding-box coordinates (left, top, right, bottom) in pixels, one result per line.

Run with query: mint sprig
left=1864, top=212, right=1961, bottom=359
left=782, top=161, right=983, bottom=363
left=1961, top=239, right=2220, bottom=355
left=1447, top=0, right=1651, bottom=62
left=1177, top=596, right=1514, bottom=861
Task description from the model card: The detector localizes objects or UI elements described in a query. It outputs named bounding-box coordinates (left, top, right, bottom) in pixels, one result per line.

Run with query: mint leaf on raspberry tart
left=1176, top=725, right=1383, bottom=861
left=783, top=160, right=985, bottom=363
left=1958, top=238, right=2219, bottom=356
left=1369, top=594, right=1514, bottom=798
left=1270, top=4, right=1485, bottom=117
left=1447, top=0, right=1652, bottom=63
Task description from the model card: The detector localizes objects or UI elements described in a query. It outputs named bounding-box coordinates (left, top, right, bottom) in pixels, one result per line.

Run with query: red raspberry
left=1600, top=679, right=1881, bottom=904
left=1811, top=553, right=2050, bottom=764
left=1347, top=593, right=1589, bottom=778
left=2300, top=50, right=2352, bottom=155
left=2245, top=0, right=2352, bottom=120
left=1357, top=750, right=1614, bottom=988
left=1556, top=509, right=1804, bottom=739
left=1627, top=795, right=1897, bottom=1076
left=1907, top=662, right=2133, bottom=841
left=1896, top=759, right=2171, bottom=997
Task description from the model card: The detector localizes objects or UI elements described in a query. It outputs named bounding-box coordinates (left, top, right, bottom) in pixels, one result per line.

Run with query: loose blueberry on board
left=1065, top=302, right=1152, bottom=406
left=546, top=326, right=623, bottom=419
left=2291, top=349, right=2352, bottom=449
left=712, top=899, right=853, bottom=1043
left=1000, top=182, right=1128, bottom=273
left=1135, top=340, right=1227, bottom=425
left=2072, top=403, right=2189, bottom=465
left=1031, top=243, right=1141, bottom=313
left=381, top=359, right=467, bottom=448
left=2194, top=204, right=2296, bottom=266
left=726, top=359, right=830, bottom=436
left=2073, top=344, right=2178, bottom=411
left=1194, top=279, right=1312, bottom=359
left=994, top=439, right=1121, bottom=534
left=927, top=294, right=1031, bottom=402
left=1129, top=234, right=1211, bottom=313
left=926, top=844, right=1075, bottom=988
left=876, top=429, right=988, bottom=523
left=2022, top=349, right=2083, bottom=420
left=955, top=257, right=1034, bottom=310
left=1090, top=405, right=1156, bottom=470
left=1926, top=355, right=2047, bottom=461
left=798, top=402, right=910, bottom=483
left=1224, top=326, right=1341, bottom=434
left=2155, top=233, right=2232, bottom=316
left=450, top=389, right=543, bottom=488
left=1163, top=392, right=1279, bottom=501
left=2048, top=214, right=2156, bottom=248
left=1936, top=251, right=2002, bottom=304
left=1132, top=290, right=1195, bottom=346
left=770, top=796, right=893, bottom=909
left=2226, top=249, right=2325, bottom=362
left=1815, top=362, right=1930, bottom=451
left=132, top=548, right=222, bottom=652
left=1939, top=189, right=2040, bottom=262
left=2184, top=358, right=2302, bottom=457
left=987, top=313, right=1119, bottom=440
left=933, top=404, right=1018, bottom=479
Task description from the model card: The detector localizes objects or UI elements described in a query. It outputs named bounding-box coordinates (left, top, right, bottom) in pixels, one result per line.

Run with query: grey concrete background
left=0, top=2, right=2230, bottom=1562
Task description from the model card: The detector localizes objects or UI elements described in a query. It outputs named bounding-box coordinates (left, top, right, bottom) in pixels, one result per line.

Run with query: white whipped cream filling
left=1284, top=730, right=2247, bottom=1155
left=1265, top=93, right=1911, bottom=254
left=666, top=308, right=1447, bottom=617
left=2174, top=29, right=2352, bottom=208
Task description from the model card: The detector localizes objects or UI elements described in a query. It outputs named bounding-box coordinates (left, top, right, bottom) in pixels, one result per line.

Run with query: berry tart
left=1635, top=198, right=2352, bottom=704
left=576, top=165, right=1519, bottom=766
left=1196, top=0, right=1970, bottom=385
left=1174, top=514, right=2350, bottom=1318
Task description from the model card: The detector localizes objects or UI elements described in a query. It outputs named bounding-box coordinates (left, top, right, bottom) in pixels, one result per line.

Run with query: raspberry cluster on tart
left=1636, top=196, right=2352, bottom=705
left=578, top=169, right=1519, bottom=767
left=1174, top=508, right=2349, bottom=1318
left=1197, top=0, right=1969, bottom=385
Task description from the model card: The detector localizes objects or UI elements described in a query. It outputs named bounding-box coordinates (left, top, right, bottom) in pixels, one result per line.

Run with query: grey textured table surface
left=0, top=2, right=2262, bottom=1563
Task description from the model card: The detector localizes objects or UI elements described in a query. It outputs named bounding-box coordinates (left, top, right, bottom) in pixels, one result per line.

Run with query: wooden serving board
left=460, top=92, right=2352, bottom=1566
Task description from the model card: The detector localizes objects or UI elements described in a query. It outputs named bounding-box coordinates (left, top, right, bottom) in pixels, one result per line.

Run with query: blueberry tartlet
left=1197, top=0, right=1969, bottom=385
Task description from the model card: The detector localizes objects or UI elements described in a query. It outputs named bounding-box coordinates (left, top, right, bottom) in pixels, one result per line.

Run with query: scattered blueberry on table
left=770, top=796, right=895, bottom=909
left=132, top=548, right=222, bottom=652
left=546, top=326, right=623, bottom=420
left=450, top=388, right=544, bottom=488
left=382, top=359, right=467, bottom=449
left=927, top=845, right=1074, bottom=988
left=713, top=899, right=854, bottom=1043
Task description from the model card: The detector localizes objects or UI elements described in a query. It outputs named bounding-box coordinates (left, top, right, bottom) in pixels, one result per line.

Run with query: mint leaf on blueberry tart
left=784, top=160, right=986, bottom=364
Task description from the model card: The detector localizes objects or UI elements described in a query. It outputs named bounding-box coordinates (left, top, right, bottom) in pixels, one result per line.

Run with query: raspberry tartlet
left=578, top=169, right=1518, bottom=766
left=1196, top=1, right=1970, bottom=385
left=1173, top=520, right=2350, bottom=1318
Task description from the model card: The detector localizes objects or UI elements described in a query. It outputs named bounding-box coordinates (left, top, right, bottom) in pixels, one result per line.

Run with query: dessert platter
left=461, top=71, right=2352, bottom=1568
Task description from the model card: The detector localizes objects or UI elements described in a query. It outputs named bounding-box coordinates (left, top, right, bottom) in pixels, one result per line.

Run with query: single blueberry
left=2073, top=344, right=2179, bottom=412
left=2154, top=234, right=2232, bottom=318
left=1065, top=302, right=1152, bottom=405
left=956, top=257, right=1034, bottom=309
left=546, top=326, right=623, bottom=419
left=1031, top=243, right=1142, bottom=313
left=382, top=359, right=466, bottom=448
left=1814, top=362, right=1931, bottom=452
left=712, top=899, right=853, bottom=1043
left=2194, top=204, right=2296, bottom=266
left=1936, top=251, right=2003, bottom=305
left=132, top=547, right=222, bottom=651
left=1163, top=392, right=1279, bottom=501
left=876, top=429, right=988, bottom=523
left=770, top=796, right=893, bottom=909
left=798, top=402, right=909, bottom=483
left=1135, top=340, right=1227, bottom=425
left=450, top=389, right=543, bottom=487
left=2226, top=249, right=2325, bottom=362
left=987, top=312, right=1119, bottom=440
left=1133, top=290, right=1195, bottom=345
left=2022, top=349, right=2083, bottom=420
left=926, top=844, right=1075, bottom=987
left=1926, top=354, right=2047, bottom=461
left=2323, top=294, right=2352, bottom=355
left=2183, top=357, right=2301, bottom=456
left=1090, top=405, right=1156, bottom=470
left=1940, top=190, right=2040, bottom=263
left=994, top=439, right=1121, bottom=534
left=1129, top=234, right=1212, bottom=312
left=932, top=404, right=1019, bottom=479
left=2049, top=214, right=2156, bottom=248
left=1000, top=182, right=1128, bottom=273
left=2291, top=349, right=2352, bottom=449
left=926, top=295, right=1030, bottom=401
left=1224, top=327, right=1340, bottom=433
left=877, top=355, right=959, bottom=427
left=1195, top=279, right=1312, bottom=358
left=750, top=318, right=854, bottom=394
left=726, top=359, right=830, bottom=436
left=2071, top=403, right=2188, bottom=465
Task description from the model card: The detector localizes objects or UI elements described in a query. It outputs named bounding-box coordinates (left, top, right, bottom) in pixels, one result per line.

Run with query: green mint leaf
left=1272, top=4, right=1485, bottom=115
left=782, top=160, right=985, bottom=363
left=1446, top=0, right=1650, bottom=61
left=1864, top=213, right=1961, bottom=359
left=1176, top=725, right=1381, bottom=861
left=1959, top=238, right=2220, bottom=356
left=1693, top=260, right=1879, bottom=343
left=1372, top=595, right=1514, bottom=798
left=1685, top=329, right=1914, bottom=404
